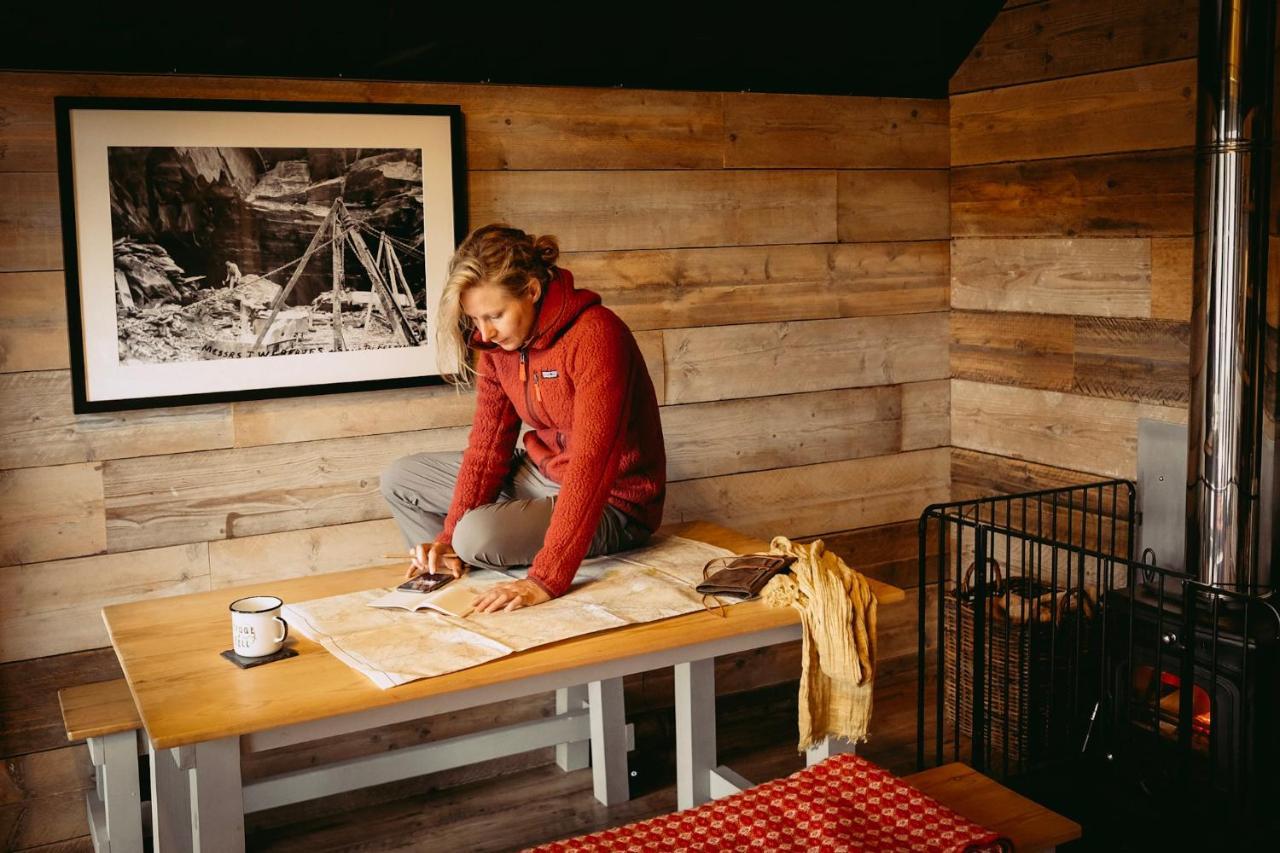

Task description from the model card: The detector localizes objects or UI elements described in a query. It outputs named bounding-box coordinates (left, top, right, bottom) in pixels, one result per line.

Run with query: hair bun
left=532, top=234, right=560, bottom=268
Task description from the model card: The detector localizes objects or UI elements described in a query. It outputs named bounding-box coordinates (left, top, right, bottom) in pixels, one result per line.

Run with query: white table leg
left=805, top=736, right=856, bottom=766
left=150, top=743, right=193, bottom=853
left=675, top=657, right=716, bottom=810
left=587, top=678, right=629, bottom=805
left=101, top=730, right=144, bottom=852
left=555, top=685, right=590, bottom=771
left=189, top=737, right=244, bottom=853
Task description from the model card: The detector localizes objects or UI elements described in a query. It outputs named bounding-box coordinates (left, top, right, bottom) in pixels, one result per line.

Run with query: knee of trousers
left=452, top=507, right=530, bottom=569
left=378, top=455, right=413, bottom=502
left=379, top=451, right=447, bottom=504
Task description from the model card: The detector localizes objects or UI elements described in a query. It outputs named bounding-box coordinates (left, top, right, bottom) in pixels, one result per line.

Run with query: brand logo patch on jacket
left=540, top=370, right=559, bottom=379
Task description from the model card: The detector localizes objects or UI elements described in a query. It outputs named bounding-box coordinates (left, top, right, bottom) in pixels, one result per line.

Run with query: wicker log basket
left=944, top=558, right=1097, bottom=767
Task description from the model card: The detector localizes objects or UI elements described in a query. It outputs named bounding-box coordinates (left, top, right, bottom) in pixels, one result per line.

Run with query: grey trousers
left=379, top=449, right=651, bottom=572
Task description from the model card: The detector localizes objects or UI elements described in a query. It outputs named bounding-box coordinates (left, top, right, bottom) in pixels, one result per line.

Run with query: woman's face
left=461, top=279, right=542, bottom=351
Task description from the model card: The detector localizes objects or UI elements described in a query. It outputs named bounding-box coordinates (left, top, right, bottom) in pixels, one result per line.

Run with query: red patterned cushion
left=529, top=754, right=1007, bottom=852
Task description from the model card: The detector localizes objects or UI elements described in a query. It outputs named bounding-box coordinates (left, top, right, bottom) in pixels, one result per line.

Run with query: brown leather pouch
left=696, top=554, right=797, bottom=600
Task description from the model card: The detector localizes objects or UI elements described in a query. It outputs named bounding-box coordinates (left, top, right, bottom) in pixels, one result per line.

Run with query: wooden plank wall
left=0, top=72, right=949, bottom=848
left=948, top=0, right=1198, bottom=501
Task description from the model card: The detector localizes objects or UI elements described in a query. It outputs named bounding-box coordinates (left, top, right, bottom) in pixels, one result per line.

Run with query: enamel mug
left=229, top=595, right=289, bottom=657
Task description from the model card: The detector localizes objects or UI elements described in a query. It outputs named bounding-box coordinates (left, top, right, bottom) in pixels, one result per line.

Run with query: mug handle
left=274, top=616, right=289, bottom=644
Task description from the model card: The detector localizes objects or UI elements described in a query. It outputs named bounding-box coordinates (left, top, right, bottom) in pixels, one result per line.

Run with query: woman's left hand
left=470, top=579, right=551, bottom=614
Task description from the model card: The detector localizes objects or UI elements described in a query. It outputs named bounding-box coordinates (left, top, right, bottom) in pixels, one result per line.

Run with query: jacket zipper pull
left=535, top=373, right=543, bottom=403
left=519, top=350, right=527, bottom=382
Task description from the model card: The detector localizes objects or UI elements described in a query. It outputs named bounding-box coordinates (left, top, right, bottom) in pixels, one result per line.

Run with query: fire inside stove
left=1132, top=666, right=1212, bottom=751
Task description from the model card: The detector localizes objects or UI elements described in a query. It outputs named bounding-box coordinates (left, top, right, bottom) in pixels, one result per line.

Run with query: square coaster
left=220, top=647, right=298, bottom=669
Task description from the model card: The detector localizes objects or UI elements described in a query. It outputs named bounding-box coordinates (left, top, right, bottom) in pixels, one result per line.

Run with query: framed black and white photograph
left=55, top=97, right=467, bottom=412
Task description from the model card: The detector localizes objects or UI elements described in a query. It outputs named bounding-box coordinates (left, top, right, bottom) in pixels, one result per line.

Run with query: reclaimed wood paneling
left=0, top=791, right=85, bottom=850
left=951, top=60, right=1195, bottom=166
left=663, top=312, right=949, bottom=405
left=951, top=149, right=1194, bottom=237
left=0, top=649, right=122, bottom=757
left=1072, top=316, right=1191, bottom=405
left=953, top=378, right=1119, bottom=474
left=900, top=379, right=950, bottom=451
left=951, top=447, right=1131, bottom=505
left=0, top=543, right=209, bottom=662
left=951, top=379, right=1185, bottom=480
left=470, top=170, right=838, bottom=252
left=662, top=385, right=924, bottom=482
left=951, top=0, right=1197, bottom=94
left=623, top=643, right=803, bottom=716
left=829, top=242, right=950, bottom=317
left=1150, top=236, right=1194, bottom=321
left=233, top=385, right=475, bottom=448
left=633, top=330, right=666, bottom=406
left=0, top=173, right=61, bottom=273
left=104, top=428, right=469, bottom=552
left=812, top=519, right=941, bottom=589
left=242, top=693, right=552, bottom=780
left=0, top=272, right=68, bottom=372
left=724, top=93, right=948, bottom=169
left=837, top=171, right=949, bottom=242
left=209, top=518, right=403, bottom=589
left=950, top=237, right=1151, bottom=317
left=0, top=73, right=727, bottom=173
left=460, top=87, right=726, bottom=171
left=574, top=241, right=949, bottom=331
left=2, top=749, right=93, bottom=853
left=0, top=371, right=232, bottom=469
left=0, top=463, right=104, bottom=565
left=950, top=447, right=1138, bottom=561
left=665, top=447, right=950, bottom=540
left=951, top=310, right=1075, bottom=391
left=0, top=746, right=92, bottom=808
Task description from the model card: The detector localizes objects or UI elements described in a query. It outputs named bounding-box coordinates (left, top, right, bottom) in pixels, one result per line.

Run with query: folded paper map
left=283, top=535, right=739, bottom=689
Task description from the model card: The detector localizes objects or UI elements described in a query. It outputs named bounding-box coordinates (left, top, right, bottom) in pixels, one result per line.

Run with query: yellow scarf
left=761, top=535, right=877, bottom=751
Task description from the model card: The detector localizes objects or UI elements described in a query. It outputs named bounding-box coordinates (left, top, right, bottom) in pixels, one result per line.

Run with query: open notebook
left=367, top=580, right=476, bottom=617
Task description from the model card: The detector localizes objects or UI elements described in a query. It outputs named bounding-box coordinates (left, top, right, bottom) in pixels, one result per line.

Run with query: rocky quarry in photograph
left=108, top=146, right=427, bottom=363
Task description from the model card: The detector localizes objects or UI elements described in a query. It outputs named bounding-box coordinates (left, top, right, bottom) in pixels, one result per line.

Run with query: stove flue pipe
left=1185, top=0, right=1277, bottom=592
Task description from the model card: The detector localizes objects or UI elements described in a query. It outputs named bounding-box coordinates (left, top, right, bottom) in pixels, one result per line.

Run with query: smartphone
left=397, top=574, right=454, bottom=594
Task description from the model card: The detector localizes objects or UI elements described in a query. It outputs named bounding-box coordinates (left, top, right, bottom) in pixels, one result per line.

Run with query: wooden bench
left=906, top=763, right=1081, bottom=852
left=59, top=679, right=145, bottom=853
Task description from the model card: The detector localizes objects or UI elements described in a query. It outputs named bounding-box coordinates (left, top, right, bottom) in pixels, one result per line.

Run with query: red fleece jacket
left=437, top=267, right=666, bottom=597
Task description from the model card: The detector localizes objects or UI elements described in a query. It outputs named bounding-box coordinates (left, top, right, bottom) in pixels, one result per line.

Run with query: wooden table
left=103, top=521, right=904, bottom=852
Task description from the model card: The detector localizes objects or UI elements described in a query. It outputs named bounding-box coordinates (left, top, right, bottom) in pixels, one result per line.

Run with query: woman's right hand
left=407, top=542, right=466, bottom=580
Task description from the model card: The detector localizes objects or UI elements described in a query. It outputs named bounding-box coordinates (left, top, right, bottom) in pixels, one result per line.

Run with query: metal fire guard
left=915, top=480, right=1280, bottom=828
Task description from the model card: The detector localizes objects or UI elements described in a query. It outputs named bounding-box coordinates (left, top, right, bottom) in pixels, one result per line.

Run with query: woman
left=380, top=224, right=666, bottom=614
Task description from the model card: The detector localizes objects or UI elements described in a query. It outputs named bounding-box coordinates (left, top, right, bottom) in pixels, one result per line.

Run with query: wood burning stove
left=1105, top=582, right=1280, bottom=815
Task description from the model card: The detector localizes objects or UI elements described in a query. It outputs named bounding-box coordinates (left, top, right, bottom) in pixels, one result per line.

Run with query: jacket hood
left=469, top=266, right=600, bottom=352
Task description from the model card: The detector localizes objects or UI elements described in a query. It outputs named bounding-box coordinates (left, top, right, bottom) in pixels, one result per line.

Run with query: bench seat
left=59, top=679, right=145, bottom=853
left=906, top=763, right=1082, bottom=852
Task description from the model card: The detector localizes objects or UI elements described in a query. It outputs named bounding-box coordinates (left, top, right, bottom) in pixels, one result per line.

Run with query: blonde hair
left=438, top=224, right=560, bottom=385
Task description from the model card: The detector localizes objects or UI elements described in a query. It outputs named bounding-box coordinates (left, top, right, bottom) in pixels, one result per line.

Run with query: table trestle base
left=675, top=651, right=856, bottom=811
left=242, top=704, right=635, bottom=812
left=83, top=729, right=144, bottom=853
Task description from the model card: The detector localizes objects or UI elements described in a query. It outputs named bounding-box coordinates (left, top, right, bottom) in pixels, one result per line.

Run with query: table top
left=103, top=521, right=904, bottom=749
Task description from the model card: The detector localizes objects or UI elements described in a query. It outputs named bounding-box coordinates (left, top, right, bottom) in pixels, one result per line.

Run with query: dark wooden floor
left=243, top=672, right=925, bottom=852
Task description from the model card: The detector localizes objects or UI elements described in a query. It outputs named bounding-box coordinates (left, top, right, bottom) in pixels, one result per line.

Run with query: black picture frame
left=54, top=96, right=468, bottom=413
